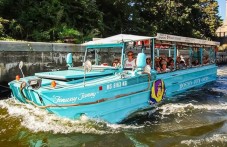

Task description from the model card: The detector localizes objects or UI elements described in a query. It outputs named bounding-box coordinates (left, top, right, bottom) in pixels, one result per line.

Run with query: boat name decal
left=53, top=92, right=96, bottom=103
left=179, top=77, right=209, bottom=90
left=106, top=81, right=127, bottom=90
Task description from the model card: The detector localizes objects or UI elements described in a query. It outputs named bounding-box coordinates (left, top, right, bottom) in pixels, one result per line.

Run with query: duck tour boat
left=8, top=33, right=220, bottom=123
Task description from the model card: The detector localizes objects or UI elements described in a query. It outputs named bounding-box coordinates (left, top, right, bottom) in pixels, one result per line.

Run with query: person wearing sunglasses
left=112, top=58, right=120, bottom=67
left=124, top=51, right=136, bottom=69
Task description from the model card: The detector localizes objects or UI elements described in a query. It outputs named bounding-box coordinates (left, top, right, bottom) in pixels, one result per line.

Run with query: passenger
left=176, top=56, right=181, bottom=64
left=155, top=57, right=160, bottom=68
left=180, top=55, right=185, bottom=62
left=178, top=61, right=186, bottom=69
left=203, top=56, right=209, bottom=64
left=161, top=64, right=170, bottom=72
left=159, top=57, right=163, bottom=66
left=112, top=59, right=120, bottom=67
left=167, top=57, right=172, bottom=66
left=160, top=59, right=167, bottom=67
left=124, top=51, right=136, bottom=68
left=185, top=58, right=191, bottom=67
left=161, top=54, right=167, bottom=60
left=192, top=59, right=199, bottom=66
left=146, top=56, right=152, bottom=67
left=156, top=66, right=161, bottom=73
left=176, top=56, right=182, bottom=69
left=205, top=56, right=210, bottom=64
left=168, top=59, right=174, bottom=71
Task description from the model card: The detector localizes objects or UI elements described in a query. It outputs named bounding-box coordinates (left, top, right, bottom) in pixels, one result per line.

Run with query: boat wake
left=217, top=67, right=227, bottom=76
left=0, top=98, right=141, bottom=134
left=159, top=102, right=227, bottom=116
left=181, top=133, right=227, bottom=146
left=181, top=123, right=227, bottom=146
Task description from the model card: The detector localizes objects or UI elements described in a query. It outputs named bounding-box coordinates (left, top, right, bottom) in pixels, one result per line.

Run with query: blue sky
left=218, top=0, right=225, bottom=19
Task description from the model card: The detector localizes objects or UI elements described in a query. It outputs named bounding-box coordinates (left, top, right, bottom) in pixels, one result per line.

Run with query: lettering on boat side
left=106, top=81, right=127, bottom=90
left=179, top=77, right=209, bottom=90
left=80, top=93, right=96, bottom=99
left=53, top=92, right=96, bottom=103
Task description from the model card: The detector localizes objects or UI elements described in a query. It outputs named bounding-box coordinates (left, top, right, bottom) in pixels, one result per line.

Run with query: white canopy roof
left=82, top=33, right=220, bottom=47
left=82, top=34, right=153, bottom=46
left=157, top=33, right=220, bottom=46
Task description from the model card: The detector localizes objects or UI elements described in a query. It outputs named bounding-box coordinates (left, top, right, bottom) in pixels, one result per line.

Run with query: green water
left=0, top=66, right=227, bottom=147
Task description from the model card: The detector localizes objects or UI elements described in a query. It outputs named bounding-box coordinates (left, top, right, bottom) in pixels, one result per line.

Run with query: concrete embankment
left=0, top=41, right=86, bottom=97
left=0, top=41, right=85, bottom=83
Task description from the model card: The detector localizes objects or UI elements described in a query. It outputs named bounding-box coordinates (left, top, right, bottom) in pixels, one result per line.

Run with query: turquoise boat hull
left=8, top=33, right=219, bottom=123
left=8, top=64, right=217, bottom=123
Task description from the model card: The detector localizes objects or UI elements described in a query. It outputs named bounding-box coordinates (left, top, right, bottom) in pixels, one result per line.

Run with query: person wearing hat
left=146, top=55, right=152, bottom=67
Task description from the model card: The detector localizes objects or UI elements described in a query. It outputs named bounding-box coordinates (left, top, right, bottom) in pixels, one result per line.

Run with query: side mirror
left=19, top=61, right=25, bottom=78
left=19, top=61, right=23, bottom=69
left=84, top=60, right=92, bottom=72
left=66, top=53, right=73, bottom=67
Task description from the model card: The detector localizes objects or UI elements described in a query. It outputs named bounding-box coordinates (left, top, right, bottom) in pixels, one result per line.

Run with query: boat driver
left=124, top=51, right=136, bottom=68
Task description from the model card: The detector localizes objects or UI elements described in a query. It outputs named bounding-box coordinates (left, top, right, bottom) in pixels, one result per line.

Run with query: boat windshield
left=85, top=48, right=122, bottom=67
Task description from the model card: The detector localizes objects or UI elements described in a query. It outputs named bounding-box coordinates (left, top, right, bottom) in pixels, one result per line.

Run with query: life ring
left=150, top=79, right=165, bottom=103
left=101, top=63, right=108, bottom=66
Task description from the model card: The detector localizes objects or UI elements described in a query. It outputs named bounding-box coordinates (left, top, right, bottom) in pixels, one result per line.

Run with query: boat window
left=85, top=48, right=121, bottom=67
left=202, top=48, right=210, bottom=65
left=209, top=48, right=216, bottom=64
left=86, top=49, right=97, bottom=65
left=153, top=45, right=216, bottom=74
left=154, top=46, right=175, bottom=73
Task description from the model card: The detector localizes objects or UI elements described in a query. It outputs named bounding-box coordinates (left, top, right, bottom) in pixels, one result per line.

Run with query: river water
left=0, top=66, right=227, bottom=147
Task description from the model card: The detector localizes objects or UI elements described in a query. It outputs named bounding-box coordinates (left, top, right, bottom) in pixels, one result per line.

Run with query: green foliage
left=0, top=0, right=222, bottom=42
left=0, top=17, right=9, bottom=37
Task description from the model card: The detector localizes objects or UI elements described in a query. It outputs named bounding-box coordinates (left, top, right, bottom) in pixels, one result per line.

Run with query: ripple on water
left=181, top=134, right=227, bottom=146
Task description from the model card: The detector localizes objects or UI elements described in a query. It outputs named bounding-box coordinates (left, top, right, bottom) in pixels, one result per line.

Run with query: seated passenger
left=161, top=64, right=170, bottom=72
left=156, top=66, right=161, bottom=73
left=176, top=56, right=181, bottom=64
left=112, top=59, right=120, bottom=67
left=155, top=57, right=160, bottom=68
left=176, top=56, right=186, bottom=69
left=185, top=58, right=191, bottom=67
left=180, top=55, right=185, bottom=62
left=124, top=51, right=136, bottom=68
left=167, top=57, right=173, bottom=66
left=168, top=59, right=174, bottom=71
left=192, top=59, right=199, bottom=66
left=146, top=56, right=152, bottom=67
left=178, top=61, right=186, bottom=69
left=203, top=56, right=209, bottom=64
left=160, top=58, right=167, bottom=66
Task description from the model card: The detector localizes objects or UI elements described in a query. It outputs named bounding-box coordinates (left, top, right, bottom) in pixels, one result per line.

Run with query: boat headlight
left=28, top=78, right=42, bottom=89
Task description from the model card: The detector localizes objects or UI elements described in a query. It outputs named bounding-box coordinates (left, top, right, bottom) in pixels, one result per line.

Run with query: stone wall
left=0, top=41, right=85, bottom=83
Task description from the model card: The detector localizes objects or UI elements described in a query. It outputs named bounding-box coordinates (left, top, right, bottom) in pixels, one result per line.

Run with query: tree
left=0, top=0, right=222, bottom=42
